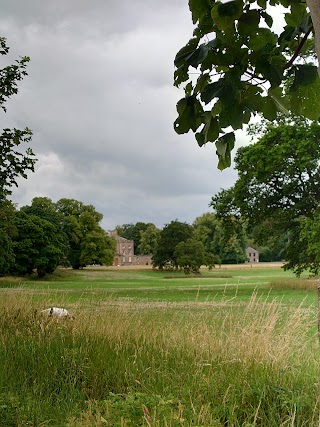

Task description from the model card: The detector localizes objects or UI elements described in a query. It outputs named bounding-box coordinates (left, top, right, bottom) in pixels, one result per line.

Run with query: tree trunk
left=306, top=0, right=320, bottom=75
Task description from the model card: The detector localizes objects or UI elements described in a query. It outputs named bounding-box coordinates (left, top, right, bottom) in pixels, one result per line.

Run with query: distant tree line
left=116, top=213, right=260, bottom=275
left=116, top=214, right=291, bottom=275
left=0, top=194, right=291, bottom=279
left=0, top=197, right=116, bottom=277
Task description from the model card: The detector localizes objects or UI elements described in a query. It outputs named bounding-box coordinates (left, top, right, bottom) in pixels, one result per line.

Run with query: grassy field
left=0, top=264, right=319, bottom=426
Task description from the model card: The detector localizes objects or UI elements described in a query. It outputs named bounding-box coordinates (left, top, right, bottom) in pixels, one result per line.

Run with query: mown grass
left=0, top=265, right=319, bottom=426
left=0, top=265, right=316, bottom=306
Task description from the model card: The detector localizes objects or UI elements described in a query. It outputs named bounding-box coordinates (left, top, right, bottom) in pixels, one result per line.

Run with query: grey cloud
left=1, top=0, right=242, bottom=230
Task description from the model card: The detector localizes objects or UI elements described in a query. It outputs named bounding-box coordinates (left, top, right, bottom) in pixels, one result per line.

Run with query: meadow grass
left=0, top=265, right=319, bottom=426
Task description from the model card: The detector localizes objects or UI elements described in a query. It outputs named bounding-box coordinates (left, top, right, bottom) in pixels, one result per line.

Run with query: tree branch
left=283, top=26, right=313, bottom=70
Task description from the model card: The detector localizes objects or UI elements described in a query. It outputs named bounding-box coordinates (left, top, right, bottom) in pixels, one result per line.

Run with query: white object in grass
left=40, top=307, right=70, bottom=318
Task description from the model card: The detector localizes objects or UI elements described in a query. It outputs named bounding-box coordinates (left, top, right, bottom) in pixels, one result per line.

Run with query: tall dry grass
left=269, top=277, right=319, bottom=291
left=0, top=292, right=319, bottom=426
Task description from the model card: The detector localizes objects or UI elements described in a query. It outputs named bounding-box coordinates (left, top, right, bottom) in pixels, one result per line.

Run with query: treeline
left=0, top=196, right=285, bottom=279
left=115, top=214, right=285, bottom=274
left=0, top=197, right=116, bottom=277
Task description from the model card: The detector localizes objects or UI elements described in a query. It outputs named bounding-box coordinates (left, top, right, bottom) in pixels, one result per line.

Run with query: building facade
left=108, top=231, right=153, bottom=266
left=246, top=247, right=259, bottom=263
left=109, top=231, right=134, bottom=266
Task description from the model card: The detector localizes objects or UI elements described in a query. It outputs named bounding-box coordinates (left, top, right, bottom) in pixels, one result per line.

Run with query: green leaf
left=257, top=0, right=266, bottom=7
left=239, top=9, right=260, bottom=27
left=211, top=1, right=242, bottom=31
left=194, top=73, right=210, bottom=95
left=174, top=96, right=203, bottom=134
left=201, top=81, right=225, bottom=104
left=289, top=79, right=320, bottom=120
left=243, top=90, right=264, bottom=113
left=290, top=65, right=318, bottom=92
left=215, top=132, right=235, bottom=170
left=203, top=113, right=220, bottom=143
left=260, top=96, right=277, bottom=121
left=189, top=0, right=211, bottom=25
left=188, top=43, right=211, bottom=67
left=185, top=82, right=193, bottom=97
left=219, top=102, right=245, bottom=129
left=174, top=38, right=199, bottom=68
left=256, top=57, right=284, bottom=88
left=246, top=28, right=277, bottom=51
left=195, top=131, right=205, bottom=147
left=174, top=67, right=189, bottom=88
left=279, top=15, right=312, bottom=44
left=195, top=113, right=220, bottom=147
left=174, top=98, right=192, bottom=134
left=285, top=4, right=308, bottom=27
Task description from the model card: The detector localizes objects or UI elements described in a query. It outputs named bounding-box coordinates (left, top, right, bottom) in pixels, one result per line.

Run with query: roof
left=113, top=235, right=134, bottom=244
left=246, top=247, right=259, bottom=253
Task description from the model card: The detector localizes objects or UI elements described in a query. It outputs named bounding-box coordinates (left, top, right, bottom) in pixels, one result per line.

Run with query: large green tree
left=138, top=224, right=160, bottom=255
left=174, top=1, right=320, bottom=169
left=193, top=212, right=246, bottom=264
left=0, top=37, right=36, bottom=202
left=56, top=198, right=115, bottom=269
left=12, top=211, right=66, bottom=277
left=174, top=238, right=207, bottom=274
left=79, top=230, right=116, bottom=267
left=152, top=220, right=193, bottom=268
left=193, top=212, right=221, bottom=254
left=211, top=119, right=320, bottom=274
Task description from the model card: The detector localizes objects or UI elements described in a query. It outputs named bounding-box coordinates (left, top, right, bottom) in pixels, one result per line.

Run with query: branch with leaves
left=174, top=1, right=319, bottom=169
left=0, top=37, right=36, bottom=202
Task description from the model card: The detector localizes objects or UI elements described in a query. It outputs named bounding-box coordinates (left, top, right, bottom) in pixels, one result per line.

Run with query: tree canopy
left=13, top=211, right=67, bottom=277
left=152, top=220, right=194, bottom=268
left=193, top=212, right=246, bottom=264
left=0, top=197, right=116, bottom=277
left=174, top=1, right=320, bottom=169
left=56, top=198, right=115, bottom=269
left=174, top=238, right=207, bottom=274
left=211, top=119, right=320, bottom=274
left=139, top=224, right=160, bottom=255
left=0, top=37, right=36, bottom=202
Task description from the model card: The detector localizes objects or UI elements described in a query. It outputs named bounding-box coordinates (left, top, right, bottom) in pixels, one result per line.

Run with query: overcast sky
left=0, top=0, right=256, bottom=230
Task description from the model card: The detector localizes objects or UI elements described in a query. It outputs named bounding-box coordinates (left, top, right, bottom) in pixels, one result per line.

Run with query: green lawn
left=0, top=264, right=317, bottom=307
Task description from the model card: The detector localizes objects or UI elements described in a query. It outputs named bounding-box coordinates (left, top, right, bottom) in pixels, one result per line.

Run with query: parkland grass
left=0, top=265, right=319, bottom=426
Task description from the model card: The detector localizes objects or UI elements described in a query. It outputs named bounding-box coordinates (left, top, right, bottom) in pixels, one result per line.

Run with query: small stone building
left=246, top=247, right=259, bottom=263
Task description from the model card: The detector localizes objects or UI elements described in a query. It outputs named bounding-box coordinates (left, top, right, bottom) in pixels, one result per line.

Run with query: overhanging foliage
left=174, top=0, right=319, bottom=169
